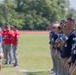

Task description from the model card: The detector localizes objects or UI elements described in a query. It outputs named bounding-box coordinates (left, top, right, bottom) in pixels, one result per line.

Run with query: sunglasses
left=58, top=26, right=62, bottom=30
left=60, top=23, right=63, bottom=25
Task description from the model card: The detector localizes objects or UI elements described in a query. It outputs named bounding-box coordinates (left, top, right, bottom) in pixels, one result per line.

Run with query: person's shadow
left=22, top=70, right=50, bottom=75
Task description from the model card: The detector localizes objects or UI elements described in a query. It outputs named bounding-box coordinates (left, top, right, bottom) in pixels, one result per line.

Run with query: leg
left=0, top=59, right=2, bottom=71
left=8, top=45, right=13, bottom=64
left=13, top=45, right=19, bottom=66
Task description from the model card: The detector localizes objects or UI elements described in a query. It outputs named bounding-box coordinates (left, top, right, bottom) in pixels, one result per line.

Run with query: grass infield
left=0, top=31, right=52, bottom=75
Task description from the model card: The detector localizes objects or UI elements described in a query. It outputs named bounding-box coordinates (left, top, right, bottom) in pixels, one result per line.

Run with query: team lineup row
left=49, top=17, right=76, bottom=75
left=0, top=23, right=20, bottom=71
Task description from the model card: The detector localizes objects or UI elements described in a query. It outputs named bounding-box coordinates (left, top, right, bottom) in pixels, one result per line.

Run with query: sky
left=69, top=0, right=76, bottom=10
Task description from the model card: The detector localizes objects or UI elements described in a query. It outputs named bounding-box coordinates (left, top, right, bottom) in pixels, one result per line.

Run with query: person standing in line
left=55, top=20, right=67, bottom=75
left=10, top=26, right=15, bottom=63
left=49, top=22, right=59, bottom=75
left=55, top=26, right=64, bottom=75
left=4, top=25, right=14, bottom=65
left=1, top=24, right=6, bottom=61
left=69, top=36, right=76, bottom=75
left=65, top=18, right=76, bottom=75
left=61, top=17, right=75, bottom=75
left=0, top=28, right=4, bottom=71
left=49, top=23, right=55, bottom=74
left=11, top=25, right=20, bottom=67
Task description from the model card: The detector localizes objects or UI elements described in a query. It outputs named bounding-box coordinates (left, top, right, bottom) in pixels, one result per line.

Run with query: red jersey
left=11, top=30, right=20, bottom=45
left=2, top=29, right=6, bottom=38
left=4, top=30, right=14, bottom=44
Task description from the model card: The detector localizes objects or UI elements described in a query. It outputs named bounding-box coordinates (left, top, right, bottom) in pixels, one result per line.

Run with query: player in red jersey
left=1, top=24, right=7, bottom=63
left=11, top=25, right=20, bottom=67
left=0, top=27, right=4, bottom=71
left=4, top=25, right=14, bottom=64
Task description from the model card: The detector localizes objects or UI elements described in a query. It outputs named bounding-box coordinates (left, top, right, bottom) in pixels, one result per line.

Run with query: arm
left=65, top=57, right=71, bottom=68
left=70, top=66, right=76, bottom=75
left=16, top=32, right=20, bottom=46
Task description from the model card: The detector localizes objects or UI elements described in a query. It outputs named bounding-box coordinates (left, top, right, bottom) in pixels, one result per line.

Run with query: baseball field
left=0, top=31, right=52, bottom=75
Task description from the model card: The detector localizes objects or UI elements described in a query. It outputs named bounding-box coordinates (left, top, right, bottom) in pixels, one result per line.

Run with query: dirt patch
left=20, top=31, right=50, bottom=34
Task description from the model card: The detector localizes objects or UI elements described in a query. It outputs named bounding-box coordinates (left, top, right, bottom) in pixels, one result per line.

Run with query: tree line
left=0, top=0, right=76, bottom=30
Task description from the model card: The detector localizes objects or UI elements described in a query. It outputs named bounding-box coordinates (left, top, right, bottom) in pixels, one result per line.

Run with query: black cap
left=67, top=17, right=75, bottom=22
left=13, top=25, right=18, bottom=29
left=6, top=25, right=10, bottom=28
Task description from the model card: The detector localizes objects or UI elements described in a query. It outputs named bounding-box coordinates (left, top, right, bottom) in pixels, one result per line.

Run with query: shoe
left=4, top=62, right=7, bottom=65
left=9, top=62, right=12, bottom=64
left=48, top=69, right=55, bottom=74
left=4, top=62, right=10, bottom=65
left=51, top=68, right=54, bottom=71
left=52, top=73, right=57, bottom=75
left=13, top=64, right=19, bottom=67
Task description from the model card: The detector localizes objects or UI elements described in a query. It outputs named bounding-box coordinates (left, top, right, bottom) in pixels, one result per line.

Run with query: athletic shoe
left=48, top=69, right=55, bottom=74
left=13, top=64, right=19, bottom=67
left=52, top=73, right=57, bottom=75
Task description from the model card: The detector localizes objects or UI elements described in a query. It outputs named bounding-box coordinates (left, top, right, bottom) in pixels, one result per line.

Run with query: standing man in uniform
left=2, top=24, right=6, bottom=60
left=0, top=27, right=4, bottom=71
left=11, top=25, right=20, bottom=67
left=4, top=25, right=14, bottom=65
left=49, top=22, right=59, bottom=75
left=61, top=17, right=75, bottom=75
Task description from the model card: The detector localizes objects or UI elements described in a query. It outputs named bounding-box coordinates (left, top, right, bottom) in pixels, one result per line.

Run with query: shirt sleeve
left=0, top=35, right=2, bottom=43
left=16, top=32, right=20, bottom=40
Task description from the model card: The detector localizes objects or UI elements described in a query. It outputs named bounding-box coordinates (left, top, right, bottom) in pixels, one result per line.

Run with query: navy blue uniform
left=49, top=31, right=58, bottom=45
left=61, top=31, right=75, bottom=58
left=49, top=31, right=58, bottom=74
left=49, top=31, right=54, bottom=44
left=71, top=36, right=76, bottom=64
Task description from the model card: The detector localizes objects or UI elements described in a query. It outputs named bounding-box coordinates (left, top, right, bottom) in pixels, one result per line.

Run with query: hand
left=10, top=44, right=12, bottom=47
left=15, top=45, right=18, bottom=50
left=65, top=62, right=70, bottom=68
left=60, top=60, right=64, bottom=67
left=60, top=42, right=65, bottom=50
left=58, top=54, right=61, bottom=60
left=54, top=50, right=57, bottom=57
left=65, top=58, right=71, bottom=68
left=58, top=43, right=61, bottom=47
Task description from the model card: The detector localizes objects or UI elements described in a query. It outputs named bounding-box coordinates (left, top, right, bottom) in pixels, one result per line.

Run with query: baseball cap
left=52, top=23, right=60, bottom=28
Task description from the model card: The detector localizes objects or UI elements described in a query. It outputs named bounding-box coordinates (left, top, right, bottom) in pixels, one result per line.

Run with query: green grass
left=0, top=33, right=53, bottom=75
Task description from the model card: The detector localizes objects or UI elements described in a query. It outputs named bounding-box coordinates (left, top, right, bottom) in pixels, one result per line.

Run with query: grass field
left=0, top=32, right=53, bottom=75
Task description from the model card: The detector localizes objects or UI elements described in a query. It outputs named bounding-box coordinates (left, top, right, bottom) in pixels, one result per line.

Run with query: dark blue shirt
left=71, top=36, right=76, bottom=64
left=61, top=31, right=75, bottom=58
left=49, top=31, right=58, bottom=45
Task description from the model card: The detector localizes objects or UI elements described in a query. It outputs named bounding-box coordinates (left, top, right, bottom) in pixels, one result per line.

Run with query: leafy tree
left=0, top=0, right=25, bottom=29
left=66, top=8, right=76, bottom=18
left=23, top=11, right=50, bottom=30
left=0, top=0, right=75, bottom=30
